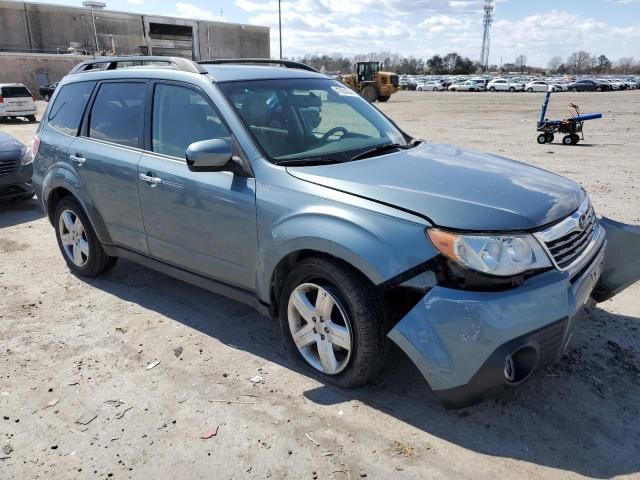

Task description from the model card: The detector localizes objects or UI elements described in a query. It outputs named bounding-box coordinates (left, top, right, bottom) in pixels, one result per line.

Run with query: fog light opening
left=504, top=346, right=538, bottom=384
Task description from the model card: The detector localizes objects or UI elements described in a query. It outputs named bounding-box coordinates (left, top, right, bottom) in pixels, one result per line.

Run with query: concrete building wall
left=0, top=52, right=89, bottom=97
left=0, top=0, right=270, bottom=59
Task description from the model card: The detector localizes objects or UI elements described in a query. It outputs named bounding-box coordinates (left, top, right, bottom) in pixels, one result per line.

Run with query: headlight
left=427, top=228, right=552, bottom=276
left=20, top=146, right=33, bottom=166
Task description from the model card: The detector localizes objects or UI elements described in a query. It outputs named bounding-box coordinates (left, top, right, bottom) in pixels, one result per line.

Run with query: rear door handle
left=139, top=172, right=163, bottom=186
left=69, top=154, right=86, bottom=166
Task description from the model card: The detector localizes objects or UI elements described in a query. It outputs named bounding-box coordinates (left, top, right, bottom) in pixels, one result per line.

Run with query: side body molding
left=592, top=217, right=640, bottom=302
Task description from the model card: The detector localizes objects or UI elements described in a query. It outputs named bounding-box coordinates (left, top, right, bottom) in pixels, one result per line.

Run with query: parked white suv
left=525, top=81, right=557, bottom=93
left=0, top=83, right=37, bottom=122
left=487, top=79, right=524, bottom=92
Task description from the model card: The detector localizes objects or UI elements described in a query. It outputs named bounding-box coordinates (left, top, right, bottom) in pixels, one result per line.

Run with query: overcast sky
left=28, top=0, right=640, bottom=66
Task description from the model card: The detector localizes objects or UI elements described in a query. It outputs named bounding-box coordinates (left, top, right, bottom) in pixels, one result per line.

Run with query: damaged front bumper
left=388, top=238, right=607, bottom=409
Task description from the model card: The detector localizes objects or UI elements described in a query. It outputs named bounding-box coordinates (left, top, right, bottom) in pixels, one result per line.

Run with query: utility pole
left=83, top=1, right=106, bottom=55
left=278, top=0, right=282, bottom=59
left=479, top=0, right=494, bottom=72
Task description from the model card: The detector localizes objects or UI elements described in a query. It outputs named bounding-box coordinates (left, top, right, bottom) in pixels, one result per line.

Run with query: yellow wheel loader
left=340, top=62, right=399, bottom=103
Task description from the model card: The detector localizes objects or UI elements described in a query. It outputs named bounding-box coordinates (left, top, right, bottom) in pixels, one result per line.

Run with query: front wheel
left=432, top=87, right=438, bottom=91
left=537, top=134, right=548, bottom=144
left=527, top=87, right=533, bottom=93
left=509, top=87, right=515, bottom=92
left=377, top=95, right=390, bottom=102
left=572, top=87, right=578, bottom=92
left=489, top=87, right=496, bottom=92
left=54, top=197, right=118, bottom=276
left=362, top=85, right=378, bottom=103
left=596, top=86, right=603, bottom=92
left=279, top=257, right=387, bottom=388
left=44, top=94, right=50, bottom=101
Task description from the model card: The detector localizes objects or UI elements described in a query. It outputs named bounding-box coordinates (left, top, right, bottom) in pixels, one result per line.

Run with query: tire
left=537, top=134, right=547, bottom=144
left=279, top=256, right=387, bottom=388
left=417, top=87, right=423, bottom=91
left=26, top=115, right=36, bottom=123
left=527, top=87, right=533, bottom=93
left=432, top=87, right=438, bottom=91
left=54, top=197, right=118, bottom=277
left=377, top=95, right=390, bottom=102
left=450, top=88, right=456, bottom=92
left=596, top=86, right=603, bottom=92
left=571, top=134, right=580, bottom=144
left=362, top=85, right=378, bottom=103
left=489, top=86, right=495, bottom=92
left=572, top=87, right=578, bottom=93
left=44, top=94, right=50, bottom=101
left=509, top=87, right=515, bottom=92
left=562, top=135, right=575, bottom=146
left=545, top=133, right=555, bottom=144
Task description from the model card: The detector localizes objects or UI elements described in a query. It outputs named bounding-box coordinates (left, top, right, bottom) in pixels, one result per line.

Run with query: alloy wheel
left=59, top=209, right=89, bottom=267
left=287, top=283, right=352, bottom=375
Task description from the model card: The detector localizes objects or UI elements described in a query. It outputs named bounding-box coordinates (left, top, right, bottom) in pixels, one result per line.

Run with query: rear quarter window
left=1, top=86, right=31, bottom=98
left=48, top=81, right=96, bottom=136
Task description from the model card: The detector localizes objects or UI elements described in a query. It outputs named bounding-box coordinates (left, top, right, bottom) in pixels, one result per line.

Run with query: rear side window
left=2, top=86, right=32, bottom=98
left=48, top=81, right=96, bottom=136
left=88, top=82, right=145, bottom=148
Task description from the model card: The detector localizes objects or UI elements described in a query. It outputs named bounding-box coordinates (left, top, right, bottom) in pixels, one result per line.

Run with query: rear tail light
left=32, top=135, right=41, bottom=158
left=32, top=95, right=35, bottom=101
left=0, top=95, right=3, bottom=104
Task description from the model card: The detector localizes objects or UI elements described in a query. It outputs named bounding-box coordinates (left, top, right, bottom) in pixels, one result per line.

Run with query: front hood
left=0, top=132, right=24, bottom=154
left=287, top=143, right=584, bottom=231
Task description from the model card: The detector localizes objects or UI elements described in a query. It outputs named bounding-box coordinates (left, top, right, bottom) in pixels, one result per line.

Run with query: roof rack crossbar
left=69, top=56, right=208, bottom=75
left=198, top=58, right=317, bottom=73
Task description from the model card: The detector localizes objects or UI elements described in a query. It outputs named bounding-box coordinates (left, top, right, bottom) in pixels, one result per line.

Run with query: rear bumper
left=0, top=109, right=36, bottom=117
left=388, top=240, right=606, bottom=409
left=0, top=163, right=34, bottom=199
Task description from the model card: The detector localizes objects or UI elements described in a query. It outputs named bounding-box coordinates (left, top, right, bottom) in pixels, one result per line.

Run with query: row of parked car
left=403, top=75, right=640, bottom=93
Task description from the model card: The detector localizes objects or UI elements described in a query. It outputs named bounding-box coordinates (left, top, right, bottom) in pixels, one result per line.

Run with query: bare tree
left=514, top=54, right=527, bottom=73
left=566, top=51, right=592, bottom=74
left=617, top=56, right=634, bottom=74
left=547, top=56, right=562, bottom=72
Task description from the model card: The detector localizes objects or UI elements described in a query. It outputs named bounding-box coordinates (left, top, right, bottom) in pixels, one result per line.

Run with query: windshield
left=217, top=78, right=407, bottom=164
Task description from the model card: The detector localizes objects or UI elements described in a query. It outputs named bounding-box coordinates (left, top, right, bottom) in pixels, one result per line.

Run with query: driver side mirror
left=186, top=139, right=233, bottom=172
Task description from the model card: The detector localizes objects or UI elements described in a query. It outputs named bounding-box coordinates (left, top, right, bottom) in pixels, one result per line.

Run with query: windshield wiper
left=276, top=157, right=344, bottom=167
left=350, top=143, right=414, bottom=161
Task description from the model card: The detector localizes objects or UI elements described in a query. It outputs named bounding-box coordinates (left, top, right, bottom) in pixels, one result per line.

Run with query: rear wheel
left=432, top=87, right=438, bottom=92
left=545, top=133, right=555, bottom=143
left=279, top=256, right=387, bottom=388
left=572, top=87, right=578, bottom=92
left=362, top=85, right=378, bottom=103
left=378, top=95, right=390, bottom=102
left=489, top=86, right=496, bottom=92
left=596, top=86, right=603, bottom=92
left=44, top=94, right=50, bottom=101
left=527, top=87, right=533, bottom=93
left=537, top=134, right=548, bottom=144
left=571, top=134, right=580, bottom=144
left=509, top=86, right=515, bottom=92
left=54, top=197, right=117, bottom=276
left=562, top=135, right=575, bottom=145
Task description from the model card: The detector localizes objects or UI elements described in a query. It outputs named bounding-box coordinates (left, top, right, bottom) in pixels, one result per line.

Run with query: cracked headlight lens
left=427, top=228, right=552, bottom=276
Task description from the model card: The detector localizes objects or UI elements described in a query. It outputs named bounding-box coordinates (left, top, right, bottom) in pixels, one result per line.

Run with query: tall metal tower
left=479, top=0, right=495, bottom=71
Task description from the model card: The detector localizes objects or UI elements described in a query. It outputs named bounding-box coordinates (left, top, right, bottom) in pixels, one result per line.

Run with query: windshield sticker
left=331, top=86, right=359, bottom=97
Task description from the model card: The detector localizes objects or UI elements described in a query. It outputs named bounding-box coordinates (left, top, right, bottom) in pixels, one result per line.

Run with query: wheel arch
left=44, top=184, right=112, bottom=245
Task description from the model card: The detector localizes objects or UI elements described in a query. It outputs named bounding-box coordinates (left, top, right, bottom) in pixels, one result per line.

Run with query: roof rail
left=199, top=58, right=318, bottom=73
left=69, top=56, right=208, bottom=75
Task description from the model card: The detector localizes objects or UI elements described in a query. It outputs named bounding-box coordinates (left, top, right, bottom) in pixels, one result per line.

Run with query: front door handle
left=139, top=172, right=163, bottom=186
left=69, top=154, right=86, bottom=166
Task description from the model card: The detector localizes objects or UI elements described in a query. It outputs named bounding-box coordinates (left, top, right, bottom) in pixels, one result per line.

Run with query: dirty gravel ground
left=1, top=92, right=639, bottom=480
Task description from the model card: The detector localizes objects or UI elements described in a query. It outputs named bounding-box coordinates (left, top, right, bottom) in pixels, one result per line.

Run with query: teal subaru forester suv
left=32, top=57, right=640, bottom=408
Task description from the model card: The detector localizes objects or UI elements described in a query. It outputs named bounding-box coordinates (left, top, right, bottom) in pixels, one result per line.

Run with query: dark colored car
left=0, top=131, right=34, bottom=201
left=39, top=82, right=59, bottom=101
left=567, top=79, right=611, bottom=92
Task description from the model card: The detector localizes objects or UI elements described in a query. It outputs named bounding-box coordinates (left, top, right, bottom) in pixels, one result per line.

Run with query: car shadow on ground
left=85, top=258, right=639, bottom=479
left=0, top=197, right=44, bottom=228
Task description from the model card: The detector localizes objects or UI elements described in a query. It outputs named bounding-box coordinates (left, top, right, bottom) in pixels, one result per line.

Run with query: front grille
left=542, top=203, right=598, bottom=270
left=0, top=158, right=19, bottom=176
left=533, top=319, right=567, bottom=367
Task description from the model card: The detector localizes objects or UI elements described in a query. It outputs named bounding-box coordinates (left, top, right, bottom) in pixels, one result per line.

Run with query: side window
left=47, top=81, right=96, bottom=135
left=152, top=83, right=230, bottom=159
left=88, top=82, right=145, bottom=148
